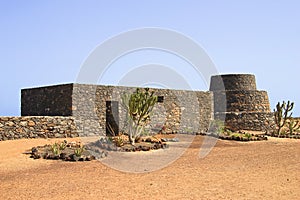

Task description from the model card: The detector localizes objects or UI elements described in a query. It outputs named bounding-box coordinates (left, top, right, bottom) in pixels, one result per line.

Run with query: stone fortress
left=0, top=74, right=273, bottom=141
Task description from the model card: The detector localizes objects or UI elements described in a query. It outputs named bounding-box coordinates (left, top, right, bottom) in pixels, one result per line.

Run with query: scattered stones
left=28, top=141, right=96, bottom=162
left=264, top=133, right=300, bottom=140
left=206, top=132, right=268, bottom=142
left=161, top=138, right=179, bottom=142
left=86, top=135, right=169, bottom=153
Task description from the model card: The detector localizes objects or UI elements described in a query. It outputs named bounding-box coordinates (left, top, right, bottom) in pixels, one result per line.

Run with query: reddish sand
left=0, top=136, right=299, bottom=200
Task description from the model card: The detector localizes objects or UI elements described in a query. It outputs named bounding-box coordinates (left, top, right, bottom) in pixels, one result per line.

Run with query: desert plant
left=114, top=137, right=124, bottom=147
left=244, top=132, right=252, bottom=140
left=286, top=118, right=300, bottom=135
left=51, top=143, right=61, bottom=156
left=59, top=141, right=67, bottom=150
left=230, top=133, right=241, bottom=140
left=273, top=101, right=294, bottom=136
left=121, top=88, right=157, bottom=145
left=108, top=135, right=125, bottom=147
left=224, top=129, right=232, bottom=135
left=106, top=122, right=124, bottom=146
left=183, top=127, right=194, bottom=134
left=208, top=120, right=225, bottom=135
left=74, top=146, right=85, bottom=157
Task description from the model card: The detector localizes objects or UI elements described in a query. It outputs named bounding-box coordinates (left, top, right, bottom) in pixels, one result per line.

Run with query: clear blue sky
left=0, top=1, right=299, bottom=116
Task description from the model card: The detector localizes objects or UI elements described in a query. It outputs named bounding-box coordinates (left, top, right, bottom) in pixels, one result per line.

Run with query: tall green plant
left=273, top=101, right=294, bottom=136
left=121, top=88, right=157, bottom=145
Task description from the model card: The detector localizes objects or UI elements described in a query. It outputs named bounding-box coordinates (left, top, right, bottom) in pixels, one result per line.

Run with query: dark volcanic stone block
left=21, top=84, right=73, bottom=116
left=210, top=74, right=257, bottom=91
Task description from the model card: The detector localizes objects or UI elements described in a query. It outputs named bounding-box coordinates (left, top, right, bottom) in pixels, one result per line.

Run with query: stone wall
left=21, top=84, right=214, bottom=136
left=0, top=116, right=78, bottom=141
left=213, top=90, right=271, bottom=113
left=9, top=74, right=273, bottom=140
left=21, top=84, right=73, bottom=116
left=72, top=84, right=213, bottom=135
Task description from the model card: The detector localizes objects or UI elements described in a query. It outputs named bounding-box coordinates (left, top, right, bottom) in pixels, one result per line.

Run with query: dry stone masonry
left=21, top=84, right=73, bottom=116
left=0, top=116, right=78, bottom=141
left=210, top=74, right=273, bottom=131
left=21, top=84, right=213, bottom=137
left=0, top=74, right=273, bottom=141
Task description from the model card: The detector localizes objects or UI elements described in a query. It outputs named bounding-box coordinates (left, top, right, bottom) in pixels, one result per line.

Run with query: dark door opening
left=106, top=101, right=119, bottom=136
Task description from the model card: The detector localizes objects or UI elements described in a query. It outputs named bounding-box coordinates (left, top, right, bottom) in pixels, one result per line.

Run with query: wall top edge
left=211, top=73, right=255, bottom=78
left=22, top=83, right=213, bottom=94
left=21, top=83, right=74, bottom=91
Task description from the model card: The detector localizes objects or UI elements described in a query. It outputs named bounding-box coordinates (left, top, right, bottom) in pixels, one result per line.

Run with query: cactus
left=121, top=88, right=157, bottom=145
left=287, top=118, right=300, bottom=135
left=273, top=101, right=294, bottom=136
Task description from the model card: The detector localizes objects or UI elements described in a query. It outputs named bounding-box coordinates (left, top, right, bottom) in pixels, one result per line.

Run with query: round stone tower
left=210, top=74, right=273, bottom=131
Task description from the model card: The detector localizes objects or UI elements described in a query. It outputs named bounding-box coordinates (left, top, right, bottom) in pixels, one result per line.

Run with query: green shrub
left=244, top=132, right=252, bottom=139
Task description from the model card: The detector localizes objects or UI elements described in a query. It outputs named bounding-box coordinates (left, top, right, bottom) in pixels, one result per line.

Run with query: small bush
left=51, top=143, right=61, bottom=156
left=113, top=136, right=124, bottom=147
left=59, top=141, right=67, bottom=150
left=244, top=132, right=252, bottom=139
left=74, top=146, right=85, bottom=157
left=208, top=120, right=225, bottom=135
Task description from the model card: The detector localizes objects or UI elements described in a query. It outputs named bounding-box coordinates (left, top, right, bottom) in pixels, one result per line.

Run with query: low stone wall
left=0, top=116, right=78, bottom=141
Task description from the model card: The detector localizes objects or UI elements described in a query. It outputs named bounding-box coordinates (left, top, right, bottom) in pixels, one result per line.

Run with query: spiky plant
left=74, top=146, right=85, bottom=157
left=51, top=143, right=61, bottom=156
left=273, top=101, right=294, bottom=136
left=121, top=88, right=157, bottom=145
left=59, top=141, right=67, bottom=150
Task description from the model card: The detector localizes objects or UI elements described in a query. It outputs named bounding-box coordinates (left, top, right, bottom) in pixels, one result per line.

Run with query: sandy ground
left=0, top=136, right=299, bottom=200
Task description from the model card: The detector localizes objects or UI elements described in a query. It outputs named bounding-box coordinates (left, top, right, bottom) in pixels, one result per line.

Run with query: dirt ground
left=0, top=135, right=299, bottom=200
